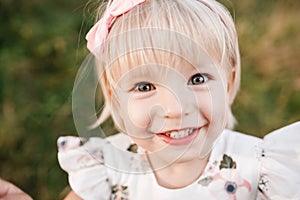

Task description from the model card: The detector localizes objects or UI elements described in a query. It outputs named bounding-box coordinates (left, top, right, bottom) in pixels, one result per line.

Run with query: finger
left=0, top=179, right=20, bottom=195
left=0, top=179, right=32, bottom=200
left=0, top=193, right=32, bottom=200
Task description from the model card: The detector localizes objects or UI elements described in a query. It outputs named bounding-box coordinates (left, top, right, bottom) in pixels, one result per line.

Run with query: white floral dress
left=57, top=122, right=300, bottom=200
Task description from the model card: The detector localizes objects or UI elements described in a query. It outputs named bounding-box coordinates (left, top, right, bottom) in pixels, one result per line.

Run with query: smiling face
left=105, top=50, right=232, bottom=169
left=73, top=0, right=240, bottom=174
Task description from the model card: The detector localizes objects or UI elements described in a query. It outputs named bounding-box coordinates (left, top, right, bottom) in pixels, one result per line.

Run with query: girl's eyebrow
left=117, top=67, right=156, bottom=84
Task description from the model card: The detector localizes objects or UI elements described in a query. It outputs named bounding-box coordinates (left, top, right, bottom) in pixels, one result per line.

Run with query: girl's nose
left=158, top=87, right=192, bottom=119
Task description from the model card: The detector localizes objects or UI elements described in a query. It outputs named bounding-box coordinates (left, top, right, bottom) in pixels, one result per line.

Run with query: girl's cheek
left=194, top=91, right=213, bottom=117
left=126, top=98, right=152, bottom=130
left=194, top=85, right=227, bottom=119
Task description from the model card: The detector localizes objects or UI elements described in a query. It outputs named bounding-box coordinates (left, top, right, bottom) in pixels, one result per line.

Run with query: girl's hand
left=0, top=178, right=32, bottom=200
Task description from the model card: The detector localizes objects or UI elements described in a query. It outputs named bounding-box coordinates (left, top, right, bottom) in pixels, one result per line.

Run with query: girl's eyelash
left=132, top=82, right=156, bottom=92
left=129, top=73, right=211, bottom=92
left=188, top=73, right=212, bottom=85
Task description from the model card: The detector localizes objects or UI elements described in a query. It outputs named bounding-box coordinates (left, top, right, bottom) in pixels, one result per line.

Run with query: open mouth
left=156, top=128, right=200, bottom=146
left=164, top=128, right=196, bottom=139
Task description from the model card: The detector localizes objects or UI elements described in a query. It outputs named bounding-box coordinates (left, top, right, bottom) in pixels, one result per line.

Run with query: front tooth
left=169, top=130, right=183, bottom=139
left=167, top=129, right=194, bottom=139
left=170, top=131, right=178, bottom=138
left=178, top=131, right=183, bottom=138
left=180, top=130, right=187, bottom=137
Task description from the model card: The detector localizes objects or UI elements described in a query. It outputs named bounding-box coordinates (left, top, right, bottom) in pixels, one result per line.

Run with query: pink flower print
left=76, top=149, right=104, bottom=168
left=205, top=160, right=219, bottom=174
left=208, top=169, right=251, bottom=200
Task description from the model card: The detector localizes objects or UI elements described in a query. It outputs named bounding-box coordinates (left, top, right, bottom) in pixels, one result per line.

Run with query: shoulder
left=57, top=135, right=111, bottom=199
left=57, top=133, right=151, bottom=199
left=56, top=133, right=137, bottom=199
left=57, top=133, right=147, bottom=172
left=216, top=121, right=300, bottom=155
left=263, top=121, right=300, bottom=145
left=258, top=121, right=300, bottom=199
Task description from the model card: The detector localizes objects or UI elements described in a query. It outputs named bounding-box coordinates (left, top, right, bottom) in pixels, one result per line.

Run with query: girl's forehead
left=103, top=27, right=218, bottom=72
left=106, top=49, right=215, bottom=77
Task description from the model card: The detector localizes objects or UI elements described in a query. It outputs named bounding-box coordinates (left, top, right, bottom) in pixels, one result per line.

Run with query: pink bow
left=86, top=0, right=146, bottom=55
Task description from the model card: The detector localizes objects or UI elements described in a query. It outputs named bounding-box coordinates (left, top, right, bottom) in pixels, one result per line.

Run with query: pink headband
left=86, top=0, right=146, bottom=55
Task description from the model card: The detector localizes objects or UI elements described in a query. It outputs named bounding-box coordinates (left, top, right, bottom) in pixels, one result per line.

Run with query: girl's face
left=107, top=51, right=232, bottom=169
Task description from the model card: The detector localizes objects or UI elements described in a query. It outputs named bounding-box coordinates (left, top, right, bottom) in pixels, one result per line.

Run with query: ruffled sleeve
left=57, top=136, right=111, bottom=200
left=258, top=122, right=300, bottom=200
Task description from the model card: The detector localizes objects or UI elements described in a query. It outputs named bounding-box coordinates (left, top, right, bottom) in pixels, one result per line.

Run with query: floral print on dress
left=198, top=154, right=251, bottom=200
left=111, top=185, right=129, bottom=200
left=258, top=177, right=269, bottom=198
left=219, top=154, right=236, bottom=170
left=126, top=143, right=151, bottom=173
left=127, top=143, right=138, bottom=153
left=76, top=148, right=104, bottom=168
left=57, top=136, right=89, bottom=152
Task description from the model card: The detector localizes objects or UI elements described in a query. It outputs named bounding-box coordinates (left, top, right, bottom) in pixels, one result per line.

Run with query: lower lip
left=156, top=128, right=200, bottom=146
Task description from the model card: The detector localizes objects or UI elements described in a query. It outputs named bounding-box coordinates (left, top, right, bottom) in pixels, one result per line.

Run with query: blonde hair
left=94, top=0, right=240, bottom=129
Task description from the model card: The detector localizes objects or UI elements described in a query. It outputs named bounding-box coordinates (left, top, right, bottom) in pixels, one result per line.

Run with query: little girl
left=57, top=0, right=300, bottom=199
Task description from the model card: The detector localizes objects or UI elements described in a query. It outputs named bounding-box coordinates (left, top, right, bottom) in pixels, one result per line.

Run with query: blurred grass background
left=0, top=0, right=299, bottom=199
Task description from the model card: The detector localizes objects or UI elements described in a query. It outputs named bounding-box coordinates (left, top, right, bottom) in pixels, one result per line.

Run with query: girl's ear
left=227, top=68, right=236, bottom=105
left=226, top=68, right=237, bottom=129
left=107, top=88, right=113, bottom=100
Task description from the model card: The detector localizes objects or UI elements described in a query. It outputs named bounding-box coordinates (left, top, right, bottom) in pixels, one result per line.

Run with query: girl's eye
left=189, top=73, right=209, bottom=85
left=134, top=82, right=156, bottom=92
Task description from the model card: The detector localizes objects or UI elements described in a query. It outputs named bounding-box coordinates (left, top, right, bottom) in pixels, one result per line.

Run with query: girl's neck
left=147, top=153, right=209, bottom=189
